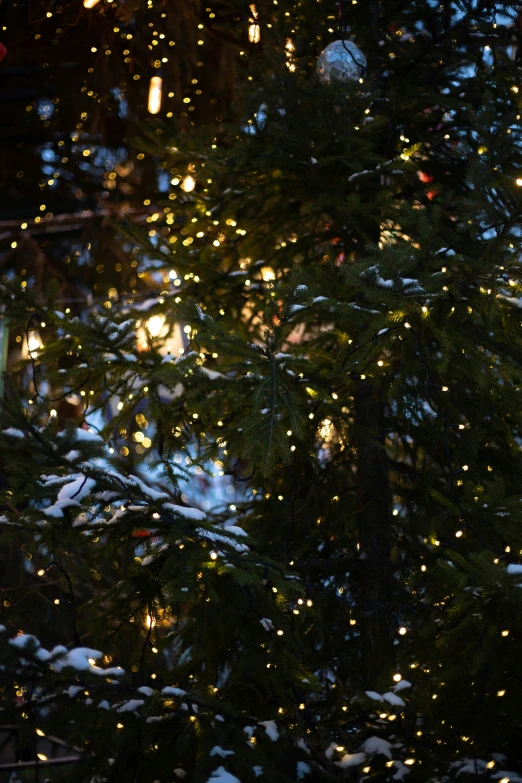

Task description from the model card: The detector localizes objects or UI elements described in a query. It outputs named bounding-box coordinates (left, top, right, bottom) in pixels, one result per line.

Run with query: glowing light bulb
left=398, top=626, right=407, bottom=635
left=393, top=673, right=402, bottom=682
left=23, top=331, right=43, bottom=359
left=249, top=24, right=261, bottom=42
left=261, top=266, right=275, bottom=282
left=83, top=0, right=101, bottom=7
left=210, top=551, right=218, bottom=560
left=148, top=76, right=163, bottom=115
left=181, top=175, right=196, bottom=192
left=146, top=314, right=166, bottom=338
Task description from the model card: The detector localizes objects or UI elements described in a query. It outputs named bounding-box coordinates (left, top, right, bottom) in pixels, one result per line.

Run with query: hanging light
left=21, top=331, right=43, bottom=359
left=136, top=315, right=184, bottom=357
left=249, top=24, right=261, bottom=43
left=248, top=5, right=260, bottom=43
left=181, top=174, right=196, bottom=193
left=148, top=76, right=163, bottom=115
left=146, top=314, right=166, bottom=338
left=83, top=0, right=101, bottom=7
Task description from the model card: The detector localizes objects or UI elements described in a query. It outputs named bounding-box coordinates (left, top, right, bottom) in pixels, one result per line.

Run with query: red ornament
left=0, top=43, right=6, bottom=63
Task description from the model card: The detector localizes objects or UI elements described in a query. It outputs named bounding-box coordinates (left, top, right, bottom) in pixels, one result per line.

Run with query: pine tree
left=1, top=1, right=522, bottom=782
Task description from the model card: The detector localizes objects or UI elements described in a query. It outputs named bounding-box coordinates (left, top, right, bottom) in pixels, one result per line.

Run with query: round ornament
left=317, top=39, right=366, bottom=84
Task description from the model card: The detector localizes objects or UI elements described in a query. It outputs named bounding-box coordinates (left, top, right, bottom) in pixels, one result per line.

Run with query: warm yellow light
left=249, top=24, right=261, bottom=42
left=393, top=673, right=402, bottom=682
left=146, top=315, right=166, bottom=338
left=148, top=76, right=163, bottom=115
left=22, top=330, right=43, bottom=359
left=497, top=689, right=506, bottom=697
left=37, top=754, right=48, bottom=761
left=501, top=630, right=509, bottom=637
left=181, top=175, right=196, bottom=193
left=398, top=626, right=407, bottom=635
left=36, top=729, right=45, bottom=737
left=404, top=759, right=415, bottom=766
left=83, top=0, right=101, bottom=6
left=146, top=615, right=156, bottom=629
left=517, top=178, right=522, bottom=187
left=210, top=551, right=218, bottom=560
left=455, top=530, right=463, bottom=538
left=261, top=266, right=275, bottom=282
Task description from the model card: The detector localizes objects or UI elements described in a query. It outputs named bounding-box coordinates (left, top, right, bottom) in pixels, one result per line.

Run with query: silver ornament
left=317, top=39, right=367, bottom=83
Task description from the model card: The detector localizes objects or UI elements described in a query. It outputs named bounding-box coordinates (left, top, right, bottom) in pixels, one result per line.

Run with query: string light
left=83, top=0, right=101, bottom=6
left=148, top=76, right=163, bottom=115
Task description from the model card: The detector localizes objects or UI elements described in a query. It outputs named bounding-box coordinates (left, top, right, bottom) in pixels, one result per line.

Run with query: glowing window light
left=148, top=76, right=163, bottom=115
